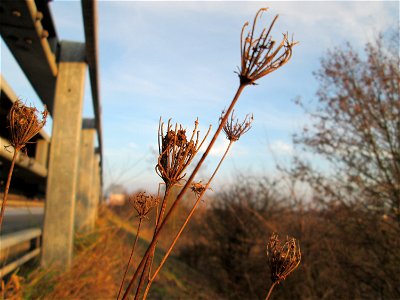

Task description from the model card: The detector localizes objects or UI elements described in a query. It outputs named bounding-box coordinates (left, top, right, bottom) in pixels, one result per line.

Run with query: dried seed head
left=238, top=8, right=297, bottom=85
left=221, top=110, right=253, bottom=141
left=129, top=192, right=159, bottom=220
left=190, top=181, right=212, bottom=198
left=156, top=118, right=211, bottom=185
left=266, top=232, right=301, bottom=283
left=7, top=100, right=48, bottom=153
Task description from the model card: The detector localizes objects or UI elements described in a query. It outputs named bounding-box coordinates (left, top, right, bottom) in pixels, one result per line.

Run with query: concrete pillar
left=91, top=153, right=101, bottom=223
left=41, top=41, right=86, bottom=268
left=74, top=126, right=96, bottom=232
left=35, top=139, right=49, bottom=167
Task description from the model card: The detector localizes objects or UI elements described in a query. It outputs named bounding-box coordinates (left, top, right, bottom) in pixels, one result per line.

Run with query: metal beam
left=0, top=228, right=42, bottom=251
left=81, top=0, right=103, bottom=193
left=0, top=136, right=47, bottom=178
left=0, top=0, right=58, bottom=114
left=0, top=74, right=50, bottom=142
left=81, top=0, right=103, bottom=181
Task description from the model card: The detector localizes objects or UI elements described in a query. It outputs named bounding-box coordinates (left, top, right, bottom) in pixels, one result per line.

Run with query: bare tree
left=292, top=34, right=399, bottom=222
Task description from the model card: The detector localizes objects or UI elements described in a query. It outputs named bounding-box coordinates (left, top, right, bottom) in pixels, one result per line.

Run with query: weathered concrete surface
left=35, top=139, right=49, bottom=167
left=41, top=41, right=86, bottom=269
left=74, top=128, right=95, bottom=232
left=91, top=153, right=101, bottom=226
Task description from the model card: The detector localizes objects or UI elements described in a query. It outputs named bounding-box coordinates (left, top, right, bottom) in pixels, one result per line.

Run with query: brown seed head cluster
left=7, top=100, right=48, bottom=153
left=266, top=232, right=301, bottom=283
left=190, top=181, right=212, bottom=198
left=129, top=192, right=159, bottom=219
left=221, top=110, right=253, bottom=141
left=156, top=118, right=211, bottom=185
left=238, top=8, right=297, bottom=85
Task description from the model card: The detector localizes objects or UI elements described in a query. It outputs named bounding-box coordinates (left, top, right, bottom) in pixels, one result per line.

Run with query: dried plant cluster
left=7, top=100, right=48, bottom=153
left=222, top=110, right=254, bottom=141
left=266, top=233, right=301, bottom=283
left=119, top=8, right=297, bottom=300
left=1, top=101, right=48, bottom=229
left=129, top=192, right=159, bottom=220
left=156, top=119, right=210, bottom=185
left=238, top=8, right=297, bottom=85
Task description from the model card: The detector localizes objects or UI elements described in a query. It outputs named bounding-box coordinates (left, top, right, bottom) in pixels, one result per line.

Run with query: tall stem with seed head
left=142, top=140, right=235, bottom=300
left=122, top=84, right=247, bottom=300
left=0, top=150, right=18, bottom=229
left=117, top=218, right=143, bottom=300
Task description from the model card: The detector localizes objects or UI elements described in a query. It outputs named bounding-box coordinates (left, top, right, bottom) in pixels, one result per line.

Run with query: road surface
left=0, top=206, right=44, bottom=236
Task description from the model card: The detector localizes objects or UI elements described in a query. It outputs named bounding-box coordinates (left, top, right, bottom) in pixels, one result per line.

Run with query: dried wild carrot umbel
left=0, top=101, right=48, bottom=229
left=265, top=233, right=301, bottom=300
left=238, top=8, right=297, bottom=86
left=156, top=118, right=210, bottom=186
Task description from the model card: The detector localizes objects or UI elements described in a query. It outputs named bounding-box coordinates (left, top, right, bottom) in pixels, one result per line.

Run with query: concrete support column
left=74, top=126, right=96, bottom=232
left=35, top=139, right=49, bottom=167
left=91, top=153, right=101, bottom=224
left=42, top=41, right=86, bottom=268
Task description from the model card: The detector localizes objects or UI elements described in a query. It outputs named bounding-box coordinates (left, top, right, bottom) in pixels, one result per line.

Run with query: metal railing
left=0, top=228, right=42, bottom=278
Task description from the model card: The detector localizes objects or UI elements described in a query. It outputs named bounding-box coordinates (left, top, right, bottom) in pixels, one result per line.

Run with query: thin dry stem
left=117, top=219, right=143, bottom=300
left=265, top=281, right=278, bottom=300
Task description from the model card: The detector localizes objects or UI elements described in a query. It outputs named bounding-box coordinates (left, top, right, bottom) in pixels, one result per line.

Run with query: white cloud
left=269, top=140, right=294, bottom=156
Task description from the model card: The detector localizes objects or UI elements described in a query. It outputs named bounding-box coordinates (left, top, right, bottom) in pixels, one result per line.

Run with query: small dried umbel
left=221, top=109, right=253, bottom=141
left=156, top=118, right=211, bottom=185
left=238, top=8, right=297, bottom=85
left=8, top=100, right=48, bottom=152
left=129, top=192, right=159, bottom=220
left=266, top=232, right=301, bottom=283
left=190, top=181, right=213, bottom=198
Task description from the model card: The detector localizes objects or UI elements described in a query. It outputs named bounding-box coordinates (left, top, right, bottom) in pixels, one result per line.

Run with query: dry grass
left=22, top=206, right=221, bottom=300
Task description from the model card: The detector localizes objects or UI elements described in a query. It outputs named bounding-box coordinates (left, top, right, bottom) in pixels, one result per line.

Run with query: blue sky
left=1, top=1, right=398, bottom=194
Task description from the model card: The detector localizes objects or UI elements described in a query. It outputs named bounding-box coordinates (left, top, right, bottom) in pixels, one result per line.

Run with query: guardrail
left=0, top=228, right=42, bottom=278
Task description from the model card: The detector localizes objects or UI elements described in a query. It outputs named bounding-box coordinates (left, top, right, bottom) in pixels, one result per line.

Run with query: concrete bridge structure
left=0, top=0, right=103, bottom=271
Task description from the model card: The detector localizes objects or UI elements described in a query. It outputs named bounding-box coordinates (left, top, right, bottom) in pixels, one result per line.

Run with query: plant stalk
left=142, top=141, right=234, bottom=300
left=133, top=186, right=173, bottom=300
left=121, top=83, right=247, bottom=300
left=0, top=149, right=18, bottom=230
left=265, top=282, right=278, bottom=300
left=117, top=218, right=143, bottom=300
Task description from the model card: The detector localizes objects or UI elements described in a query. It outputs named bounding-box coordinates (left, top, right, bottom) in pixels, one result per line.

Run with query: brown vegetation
left=178, top=34, right=400, bottom=299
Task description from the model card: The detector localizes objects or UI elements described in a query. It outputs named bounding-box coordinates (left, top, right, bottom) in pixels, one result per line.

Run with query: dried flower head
left=156, top=118, right=211, bottom=185
left=190, top=181, right=212, bottom=198
left=7, top=100, right=48, bottom=153
left=266, top=232, right=301, bottom=283
left=129, top=192, right=159, bottom=219
left=238, top=8, right=297, bottom=85
left=221, top=109, right=253, bottom=141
